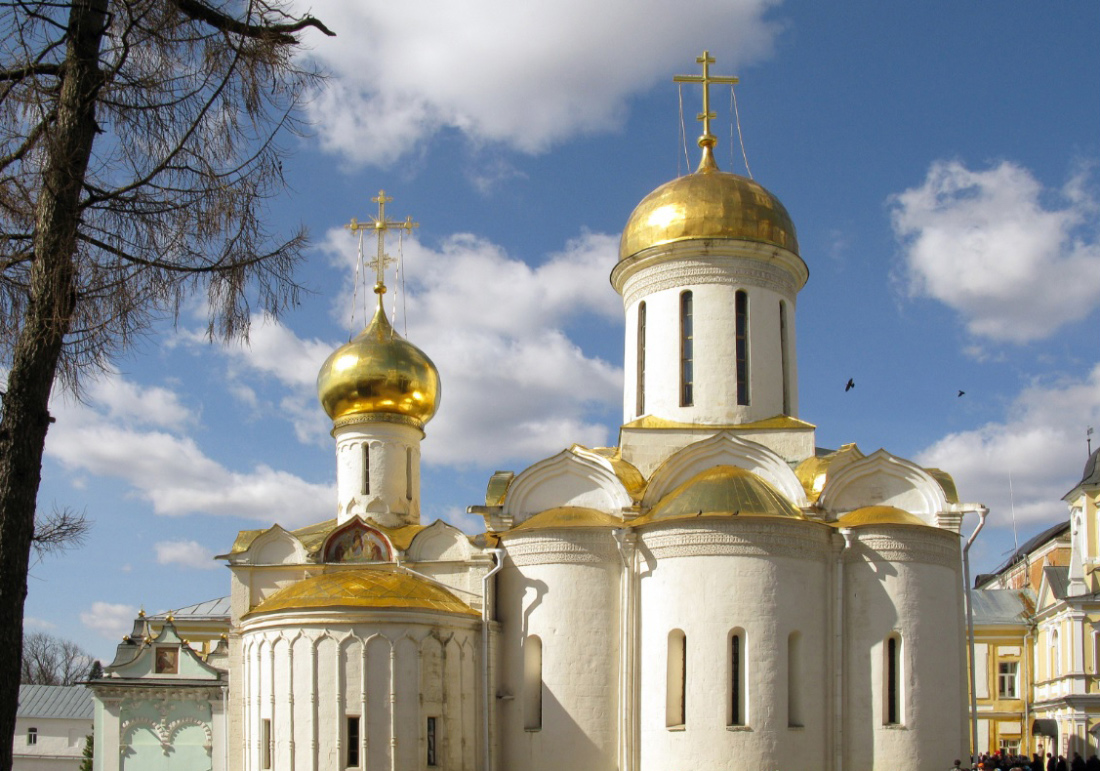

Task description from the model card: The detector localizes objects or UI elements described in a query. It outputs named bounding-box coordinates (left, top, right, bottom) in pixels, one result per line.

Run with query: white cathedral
left=90, top=54, right=984, bottom=771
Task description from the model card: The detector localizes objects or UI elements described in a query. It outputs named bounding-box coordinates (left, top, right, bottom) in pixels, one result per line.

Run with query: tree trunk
left=0, top=1, right=108, bottom=768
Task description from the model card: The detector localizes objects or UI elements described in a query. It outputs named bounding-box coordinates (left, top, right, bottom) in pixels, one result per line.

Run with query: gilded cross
left=673, top=50, right=739, bottom=149
left=345, top=190, right=419, bottom=293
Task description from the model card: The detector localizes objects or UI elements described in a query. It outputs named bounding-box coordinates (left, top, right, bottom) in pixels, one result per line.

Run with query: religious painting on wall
left=325, top=524, right=390, bottom=563
left=155, top=646, right=178, bottom=674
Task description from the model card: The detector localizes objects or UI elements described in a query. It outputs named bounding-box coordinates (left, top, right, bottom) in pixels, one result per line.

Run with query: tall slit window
left=426, top=717, right=438, bottom=766
left=636, top=301, right=646, bottom=416
left=361, top=444, right=370, bottom=496
left=667, top=629, right=687, bottom=727
left=729, top=630, right=746, bottom=726
left=779, top=301, right=790, bottom=414
left=680, top=292, right=693, bottom=407
left=346, top=715, right=360, bottom=768
left=788, top=631, right=802, bottom=727
left=885, top=635, right=901, bottom=725
left=524, top=636, right=543, bottom=730
left=261, top=719, right=272, bottom=769
left=27, top=727, right=37, bottom=746
left=735, top=290, right=749, bottom=405
left=405, top=447, right=413, bottom=501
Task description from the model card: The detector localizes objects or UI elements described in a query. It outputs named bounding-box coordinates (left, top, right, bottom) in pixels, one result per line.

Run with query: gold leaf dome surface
left=246, top=570, right=477, bottom=617
left=634, top=465, right=802, bottom=525
left=619, top=165, right=800, bottom=262
left=836, top=506, right=929, bottom=528
left=317, top=301, right=441, bottom=426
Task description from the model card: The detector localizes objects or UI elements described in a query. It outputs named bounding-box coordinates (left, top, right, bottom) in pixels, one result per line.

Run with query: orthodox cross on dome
left=674, top=50, right=739, bottom=156
left=345, top=190, right=418, bottom=295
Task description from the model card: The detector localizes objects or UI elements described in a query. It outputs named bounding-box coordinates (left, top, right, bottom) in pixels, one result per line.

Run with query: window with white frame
left=998, top=661, right=1019, bottom=698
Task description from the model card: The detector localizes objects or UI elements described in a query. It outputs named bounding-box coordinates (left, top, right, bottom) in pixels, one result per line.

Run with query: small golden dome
left=619, top=158, right=800, bottom=262
left=317, top=299, right=441, bottom=426
left=836, top=506, right=928, bottom=528
left=245, top=569, right=477, bottom=617
left=506, top=506, right=623, bottom=535
left=633, top=465, right=802, bottom=525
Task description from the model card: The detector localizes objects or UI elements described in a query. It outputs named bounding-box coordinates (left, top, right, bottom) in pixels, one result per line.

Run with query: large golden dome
left=317, top=299, right=441, bottom=426
left=619, top=154, right=800, bottom=262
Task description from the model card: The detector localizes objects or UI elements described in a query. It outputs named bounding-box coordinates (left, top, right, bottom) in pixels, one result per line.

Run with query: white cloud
left=891, top=160, right=1100, bottom=343
left=23, top=617, right=57, bottom=631
left=916, top=363, right=1100, bottom=531
left=46, top=374, right=333, bottom=527
left=155, top=540, right=220, bottom=570
left=81, top=601, right=138, bottom=639
left=298, top=0, right=782, bottom=165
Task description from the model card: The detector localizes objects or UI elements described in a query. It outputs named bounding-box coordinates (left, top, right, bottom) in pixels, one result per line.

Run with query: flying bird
left=845, top=378, right=855, bottom=392
left=958, top=390, right=966, bottom=397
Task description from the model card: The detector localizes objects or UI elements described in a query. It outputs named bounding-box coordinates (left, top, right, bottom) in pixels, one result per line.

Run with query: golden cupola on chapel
left=316, top=194, right=440, bottom=429
left=317, top=192, right=439, bottom=528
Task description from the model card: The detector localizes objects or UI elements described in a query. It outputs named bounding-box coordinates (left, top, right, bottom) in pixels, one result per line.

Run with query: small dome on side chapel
left=316, top=298, right=441, bottom=427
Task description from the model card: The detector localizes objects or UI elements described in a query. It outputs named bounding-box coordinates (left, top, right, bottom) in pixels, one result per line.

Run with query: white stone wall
left=13, top=716, right=90, bottom=771
left=618, top=246, right=800, bottom=426
left=240, top=613, right=480, bottom=771
left=333, top=421, right=423, bottom=527
left=635, top=518, right=832, bottom=770
left=496, top=530, right=621, bottom=771
left=841, top=527, right=968, bottom=770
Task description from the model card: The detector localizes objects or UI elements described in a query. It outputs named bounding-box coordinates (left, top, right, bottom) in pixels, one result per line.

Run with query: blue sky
left=20, top=0, right=1100, bottom=660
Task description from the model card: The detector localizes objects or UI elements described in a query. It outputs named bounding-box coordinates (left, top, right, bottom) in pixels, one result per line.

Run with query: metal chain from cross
left=345, top=190, right=419, bottom=294
left=673, top=50, right=739, bottom=150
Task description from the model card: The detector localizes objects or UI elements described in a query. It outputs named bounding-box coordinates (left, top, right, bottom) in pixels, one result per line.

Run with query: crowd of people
left=953, top=752, right=1100, bottom=771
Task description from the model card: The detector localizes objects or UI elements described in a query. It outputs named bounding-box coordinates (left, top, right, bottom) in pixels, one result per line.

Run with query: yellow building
left=971, top=449, right=1100, bottom=760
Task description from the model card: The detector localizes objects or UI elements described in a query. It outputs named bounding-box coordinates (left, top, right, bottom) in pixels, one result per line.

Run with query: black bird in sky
left=845, top=378, right=855, bottom=392
left=958, top=390, right=966, bottom=397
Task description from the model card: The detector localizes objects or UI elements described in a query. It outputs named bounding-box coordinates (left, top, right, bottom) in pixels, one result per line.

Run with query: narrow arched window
left=405, top=447, right=413, bottom=501
left=524, top=636, right=542, bottom=730
left=680, top=292, right=693, bottom=407
left=884, top=634, right=901, bottom=725
left=362, top=444, right=370, bottom=496
left=636, top=301, right=646, bottom=416
left=1050, top=629, right=1060, bottom=678
left=667, top=629, right=686, bottom=727
left=735, top=290, right=749, bottom=405
left=779, top=301, right=790, bottom=415
left=788, top=631, right=802, bottom=727
left=728, top=630, right=746, bottom=726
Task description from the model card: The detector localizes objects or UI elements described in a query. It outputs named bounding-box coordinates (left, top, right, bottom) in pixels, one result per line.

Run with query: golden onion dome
left=619, top=151, right=800, bottom=263
left=505, top=506, right=623, bottom=535
left=317, top=299, right=441, bottom=427
left=633, top=465, right=802, bottom=525
left=245, top=569, right=477, bottom=618
left=836, top=506, right=928, bottom=528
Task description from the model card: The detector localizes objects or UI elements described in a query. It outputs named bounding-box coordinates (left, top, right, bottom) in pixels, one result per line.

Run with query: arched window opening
left=405, top=447, right=413, bottom=501
left=884, top=635, right=901, bottom=725
left=788, top=631, right=802, bottom=727
left=524, top=636, right=543, bottom=730
left=728, top=630, right=746, bottom=727
left=667, top=629, right=687, bottom=727
left=680, top=292, right=693, bottom=407
left=636, top=301, right=647, bottom=416
left=346, top=715, right=361, bottom=768
left=1050, top=629, right=1060, bottom=678
left=779, top=301, right=790, bottom=415
left=735, top=290, right=749, bottom=405
left=362, top=443, right=370, bottom=496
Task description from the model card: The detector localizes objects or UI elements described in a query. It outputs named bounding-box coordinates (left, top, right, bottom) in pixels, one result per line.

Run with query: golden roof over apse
left=633, top=465, right=803, bottom=525
left=245, top=570, right=478, bottom=618
left=316, top=191, right=441, bottom=427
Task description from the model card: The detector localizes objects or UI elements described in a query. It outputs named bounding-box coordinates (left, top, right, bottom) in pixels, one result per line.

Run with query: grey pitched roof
left=1077, top=449, right=1100, bottom=489
left=17, top=685, right=93, bottom=720
left=970, top=589, right=1033, bottom=625
left=1044, top=565, right=1070, bottom=601
left=985, top=520, right=1071, bottom=579
left=149, top=596, right=230, bottom=620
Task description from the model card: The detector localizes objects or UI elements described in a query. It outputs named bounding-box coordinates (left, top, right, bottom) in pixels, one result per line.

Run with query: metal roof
left=150, top=596, right=230, bottom=620
left=17, top=685, right=93, bottom=720
left=985, top=520, right=1071, bottom=578
left=1044, top=565, right=1070, bottom=601
left=970, top=589, right=1033, bottom=625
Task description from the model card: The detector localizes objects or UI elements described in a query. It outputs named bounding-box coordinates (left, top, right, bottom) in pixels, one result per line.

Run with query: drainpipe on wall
left=963, top=506, right=990, bottom=763
left=482, top=548, right=504, bottom=771
left=835, top=528, right=854, bottom=771
left=613, top=529, right=634, bottom=771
